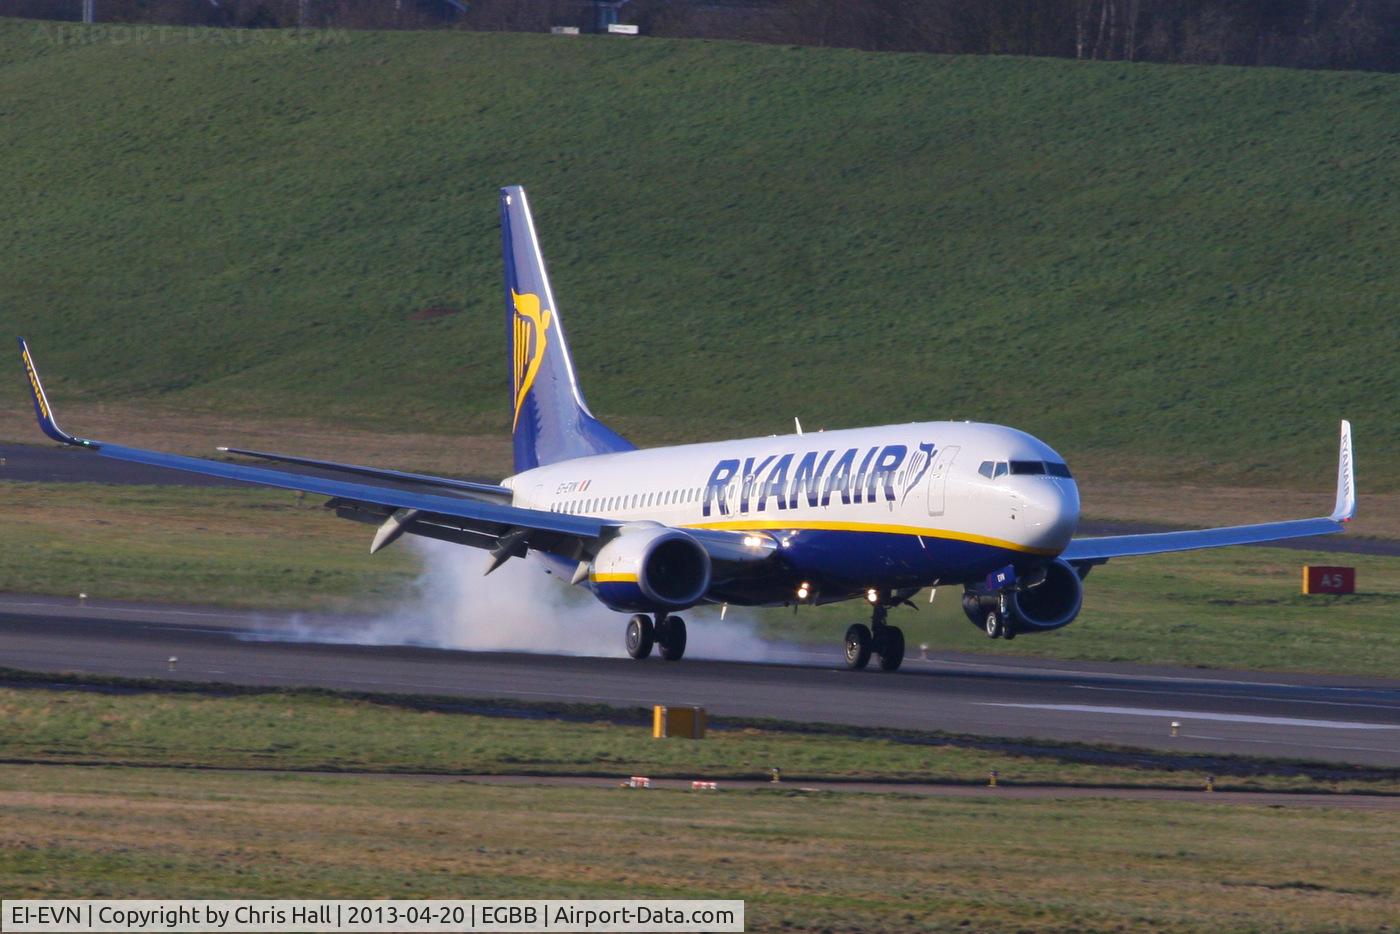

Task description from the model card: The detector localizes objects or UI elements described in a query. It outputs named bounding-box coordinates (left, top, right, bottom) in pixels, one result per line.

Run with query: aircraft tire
left=877, top=625, right=905, bottom=671
left=844, top=624, right=872, bottom=670
left=626, top=614, right=654, bottom=659
left=657, top=616, right=687, bottom=661
left=984, top=609, right=1004, bottom=640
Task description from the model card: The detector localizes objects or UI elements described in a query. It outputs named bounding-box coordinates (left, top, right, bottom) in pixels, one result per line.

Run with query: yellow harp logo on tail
left=511, top=289, right=552, bottom=431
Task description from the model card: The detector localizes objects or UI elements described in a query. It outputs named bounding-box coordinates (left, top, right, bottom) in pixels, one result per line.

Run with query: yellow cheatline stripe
left=591, top=572, right=639, bottom=584
left=684, top=519, right=1059, bottom=556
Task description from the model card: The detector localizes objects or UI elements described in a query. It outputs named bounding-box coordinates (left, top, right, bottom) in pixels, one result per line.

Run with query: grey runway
left=1, top=595, right=1397, bottom=767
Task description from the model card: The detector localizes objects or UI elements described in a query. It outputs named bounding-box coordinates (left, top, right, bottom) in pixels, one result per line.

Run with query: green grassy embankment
left=1, top=22, right=1397, bottom=489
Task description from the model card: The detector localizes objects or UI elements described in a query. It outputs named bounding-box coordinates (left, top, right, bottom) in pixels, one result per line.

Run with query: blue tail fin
left=501, top=186, right=634, bottom=472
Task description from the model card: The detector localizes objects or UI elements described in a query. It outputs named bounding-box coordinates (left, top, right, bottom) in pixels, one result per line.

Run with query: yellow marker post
left=653, top=705, right=706, bottom=739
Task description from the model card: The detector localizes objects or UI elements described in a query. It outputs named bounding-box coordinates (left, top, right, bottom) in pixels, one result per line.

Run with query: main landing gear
left=625, top=613, right=687, bottom=661
left=844, top=604, right=906, bottom=672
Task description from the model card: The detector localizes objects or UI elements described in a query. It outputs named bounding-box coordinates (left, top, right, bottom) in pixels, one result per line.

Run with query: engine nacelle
left=962, top=558, right=1084, bottom=634
left=589, top=524, right=712, bottom=612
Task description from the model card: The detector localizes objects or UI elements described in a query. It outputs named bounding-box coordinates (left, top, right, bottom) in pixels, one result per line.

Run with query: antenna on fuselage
left=794, top=417, right=803, bottom=436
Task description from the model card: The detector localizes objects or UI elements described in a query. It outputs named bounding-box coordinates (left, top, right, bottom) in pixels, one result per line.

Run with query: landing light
left=796, top=582, right=810, bottom=600
left=866, top=588, right=880, bottom=604
left=742, top=535, right=763, bottom=548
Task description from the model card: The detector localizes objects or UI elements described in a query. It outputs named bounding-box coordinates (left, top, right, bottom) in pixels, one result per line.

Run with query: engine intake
left=590, top=524, right=712, bottom=611
left=962, top=558, right=1083, bottom=634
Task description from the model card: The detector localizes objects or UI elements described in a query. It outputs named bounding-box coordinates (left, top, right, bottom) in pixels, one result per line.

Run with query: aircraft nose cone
left=1020, top=479, right=1080, bottom=552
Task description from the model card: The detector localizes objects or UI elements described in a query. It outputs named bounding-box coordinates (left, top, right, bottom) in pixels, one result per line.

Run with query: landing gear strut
left=625, top=613, right=687, bottom=661
left=845, top=603, right=905, bottom=672
left=983, top=594, right=1017, bottom=641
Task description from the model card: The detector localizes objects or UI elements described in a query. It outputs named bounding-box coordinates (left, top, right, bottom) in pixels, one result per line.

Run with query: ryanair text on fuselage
left=700, top=441, right=936, bottom=516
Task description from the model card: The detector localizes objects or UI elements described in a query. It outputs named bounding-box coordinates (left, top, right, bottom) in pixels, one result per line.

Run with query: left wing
left=18, top=338, right=604, bottom=559
left=1061, top=420, right=1355, bottom=563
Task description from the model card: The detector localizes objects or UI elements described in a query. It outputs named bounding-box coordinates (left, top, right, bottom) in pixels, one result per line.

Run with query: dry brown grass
left=2, top=765, right=1397, bottom=931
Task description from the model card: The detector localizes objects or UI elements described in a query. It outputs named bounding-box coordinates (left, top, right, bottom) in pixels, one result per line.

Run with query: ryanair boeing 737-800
left=18, top=186, right=1356, bottom=671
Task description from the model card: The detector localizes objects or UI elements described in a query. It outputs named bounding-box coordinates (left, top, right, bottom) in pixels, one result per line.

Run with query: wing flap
left=96, top=441, right=606, bottom=540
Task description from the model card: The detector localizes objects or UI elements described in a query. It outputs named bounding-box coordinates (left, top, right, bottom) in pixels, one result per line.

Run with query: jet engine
left=962, top=558, right=1084, bottom=633
left=589, top=524, right=712, bottom=612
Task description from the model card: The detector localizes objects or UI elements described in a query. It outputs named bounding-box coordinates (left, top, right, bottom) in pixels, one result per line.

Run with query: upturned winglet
left=1331, top=419, right=1355, bottom=523
left=17, top=337, right=98, bottom=448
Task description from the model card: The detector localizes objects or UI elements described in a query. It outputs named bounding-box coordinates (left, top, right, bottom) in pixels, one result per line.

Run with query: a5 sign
left=1302, top=565, right=1356, bottom=595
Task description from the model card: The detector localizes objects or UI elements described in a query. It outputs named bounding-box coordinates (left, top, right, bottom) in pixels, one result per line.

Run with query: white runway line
left=1073, top=683, right=1400, bottom=712
left=977, top=703, right=1400, bottom=731
left=1178, top=732, right=1400, bottom=755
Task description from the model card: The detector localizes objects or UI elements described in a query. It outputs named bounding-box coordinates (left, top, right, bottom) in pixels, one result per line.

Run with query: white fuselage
left=506, top=421, right=1080, bottom=595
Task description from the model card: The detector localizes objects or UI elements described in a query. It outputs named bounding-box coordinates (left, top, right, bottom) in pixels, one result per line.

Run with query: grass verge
left=0, top=481, right=416, bottom=610
left=2, top=764, right=1397, bottom=931
left=1, top=678, right=1395, bottom=793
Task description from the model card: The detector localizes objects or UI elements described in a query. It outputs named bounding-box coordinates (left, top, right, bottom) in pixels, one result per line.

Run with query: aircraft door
left=926, top=446, right=960, bottom=517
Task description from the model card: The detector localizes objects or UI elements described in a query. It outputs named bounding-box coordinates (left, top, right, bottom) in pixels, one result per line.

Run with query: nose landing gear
left=844, top=604, right=905, bottom=672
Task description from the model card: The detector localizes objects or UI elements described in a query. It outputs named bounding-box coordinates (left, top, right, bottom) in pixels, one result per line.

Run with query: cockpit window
left=979, top=461, right=1012, bottom=479
left=983, top=459, right=1072, bottom=479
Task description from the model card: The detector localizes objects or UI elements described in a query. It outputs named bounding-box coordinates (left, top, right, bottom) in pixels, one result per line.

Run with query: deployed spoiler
left=216, top=446, right=511, bottom=501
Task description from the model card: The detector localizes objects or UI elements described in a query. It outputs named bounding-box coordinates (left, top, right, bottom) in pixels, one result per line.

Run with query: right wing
left=1061, top=420, right=1355, bottom=564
